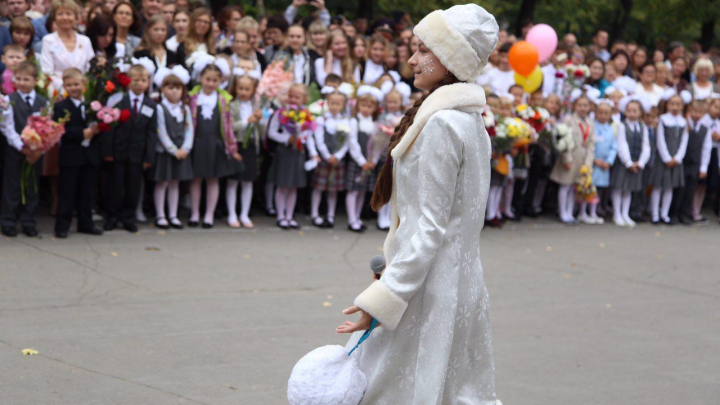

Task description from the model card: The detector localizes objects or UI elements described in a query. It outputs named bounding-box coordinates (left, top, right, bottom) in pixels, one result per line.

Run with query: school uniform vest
left=324, top=123, right=340, bottom=154
left=10, top=92, right=47, bottom=133
left=684, top=123, right=707, bottom=168
left=159, top=104, right=185, bottom=148
left=357, top=129, right=370, bottom=157
left=663, top=123, right=682, bottom=157
left=196, top=105, right=221, bottom=139
left=625, top=122, right=643, bottom=162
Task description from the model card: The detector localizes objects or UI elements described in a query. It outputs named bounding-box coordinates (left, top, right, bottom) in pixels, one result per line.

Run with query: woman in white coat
left=337, top=4, right=502, bottom=404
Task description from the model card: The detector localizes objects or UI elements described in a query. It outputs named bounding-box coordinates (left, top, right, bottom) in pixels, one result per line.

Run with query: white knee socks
left=558, top=185, right=575, bottom=221
left=265, top=182, right=275, bottom=211
left=190, top=178, right=202, bottom=222
left=621, top=191, right=632, bottom=223
left=154, top=181, right=168, bottom=220
left=327, top=191, right=338, bottom=221
left=167, top=180, right=179, bottom=220
left=346, top=190, right=359, bottom=225
left=275, top=187, right=288, bottom=221
left=286, top=187, right=297, bottom=221
left=486, top=185, right=501, bottom=220
left=226, top=179, right=239, bottom=224
left=240, top=181, right=253, bottom=223
left=204, top=178, right=219, bottom=224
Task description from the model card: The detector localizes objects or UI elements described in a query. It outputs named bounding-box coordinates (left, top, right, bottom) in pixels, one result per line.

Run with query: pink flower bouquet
left=257, top=60, right=293, bottom=107
left=19, top=114, right=69, bottom=204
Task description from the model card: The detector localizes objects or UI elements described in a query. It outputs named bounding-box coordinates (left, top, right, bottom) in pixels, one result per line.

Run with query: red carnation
left=105, top=80, right=115, bottom=93
left=574, top=69, right=584, bottom=78
left=119, top=109, right=131, bottom=123
left=117, top=73, right=131, bottom=88
left=487, top=126, right=496, bottom=137
left=98, top=122, right=111, bottom=132
left=555, top=71, right=564, bottom=78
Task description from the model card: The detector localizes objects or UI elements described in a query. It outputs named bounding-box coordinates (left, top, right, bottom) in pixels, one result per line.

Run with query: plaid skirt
left=345, top=160, right=377, bottom=191
left=313, top=160, right=345, bottom=191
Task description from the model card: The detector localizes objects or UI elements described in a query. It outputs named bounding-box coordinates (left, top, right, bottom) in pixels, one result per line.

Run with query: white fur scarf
left=383, top=82, right=487, bottom=263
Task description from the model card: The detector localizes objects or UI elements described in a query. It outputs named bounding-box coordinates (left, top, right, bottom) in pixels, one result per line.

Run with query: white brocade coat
left=348, top=84, right=499, bottom=405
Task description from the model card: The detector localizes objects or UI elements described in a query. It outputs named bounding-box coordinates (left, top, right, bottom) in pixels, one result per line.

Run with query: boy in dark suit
left=1, top=61, right=46, bottom=237
left=54, top=68, right=103, bottom=238
left=101, top=64, right=157, bottom=232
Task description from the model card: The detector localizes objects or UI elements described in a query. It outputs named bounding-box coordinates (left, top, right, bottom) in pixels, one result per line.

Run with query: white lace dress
left=347, top=108, right=499, bottom=405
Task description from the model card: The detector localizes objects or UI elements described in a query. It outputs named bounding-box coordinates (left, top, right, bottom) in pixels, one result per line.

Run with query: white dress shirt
left=616, top=120, right=651, bottom=168
left=313, top=112, right=351, bottom=160
left=688, top=118, right=713, bottom=174
left=314, top=58, right=361, bottom=87
left=362, top=59, right=385, bottom=85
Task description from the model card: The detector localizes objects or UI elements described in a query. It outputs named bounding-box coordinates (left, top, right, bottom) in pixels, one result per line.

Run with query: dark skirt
left=271, top=144, right=306, bottom=188
left=345, top=160, right=376, bottom=191
left=313, top=160, right=345, bottom=192
left=490, top=169, right=506, bottom=187
left=153, top=151, right=194, bottom=182
left=708, top=147, right=720, bottom=189
left=191, top=134, right=235, bottom=179
left=230, top=143, right=258, bottom=182
left=650, top=156, right=684, bottom=190
left=610, top=162, right=644, bottom=192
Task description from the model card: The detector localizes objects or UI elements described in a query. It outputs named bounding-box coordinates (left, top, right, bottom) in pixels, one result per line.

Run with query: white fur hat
left=413, top=4, right=499, bottom=82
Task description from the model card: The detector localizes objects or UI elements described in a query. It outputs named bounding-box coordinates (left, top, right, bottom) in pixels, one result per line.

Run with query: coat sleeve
left=354, top=113, right=463, bottom=330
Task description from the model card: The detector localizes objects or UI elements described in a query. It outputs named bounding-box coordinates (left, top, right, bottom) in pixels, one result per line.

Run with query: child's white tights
left=190, top=178, right=219, bottom=224
left=650, top=188, right=673, bottom=222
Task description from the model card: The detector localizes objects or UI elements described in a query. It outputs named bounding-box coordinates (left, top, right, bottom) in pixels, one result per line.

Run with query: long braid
left=370, top=75, right=460, bottom=211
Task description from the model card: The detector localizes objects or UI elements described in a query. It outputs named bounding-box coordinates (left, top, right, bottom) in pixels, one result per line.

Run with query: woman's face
left=411, top=37, right=422, bottom=56
left=330, top=35, right=347, bottom=58
left=369, top=42, right=385, bottom=64
left=652, top=50, right=664, bottom=63
left=613, top=54, right=628, bottom=72
left=173, top=12, right=189, bottom=36
left=408, top=40, right=448, bottom=91
left=353, top=38, right=365, bottom=60
left=655, top=67, right=668, bottom=85
left=96, top=26, right=114, bottom=50
left=385, top=49, right=398, bottom=69
left=232, top=33, right=250, bottom=56
left=633, top=49, right=646, bottom=68
left=287, top=26, right=305, bottom=52
left=696, top=66, right=711, bottom=82
left=113, top=4, right=133, bottom=30
left=227, top=10, right=241, bottom=33
left=55, top=7, right=77, bottom=31
left=671, top=58, right=686, bottom=77
left=311, top=30, right=326, bottom=50
left=103, top=0, right=118, bottom=13
left=589, top=60, right=604, bottom=80
left=11, top=29, right=32, bottom=48
left=194, top=13, right=211, bottom=37
left=604, top=62, right=617, bottom=82
left=640, top=65, right=656, bottom=85
left=149, top=22, right=167, bottom=45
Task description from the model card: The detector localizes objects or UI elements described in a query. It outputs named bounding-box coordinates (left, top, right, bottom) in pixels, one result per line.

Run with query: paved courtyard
left=1, top=215, right=718, bottom=404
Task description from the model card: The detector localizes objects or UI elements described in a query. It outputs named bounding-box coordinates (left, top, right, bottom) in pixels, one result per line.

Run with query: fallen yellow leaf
left=111, top=252, right=118, bottom=257
left=323, top=302, right=332, bottom=307
left=22, top=348, right=39, bottom=356
left=546, top=246, right=553, bottom=252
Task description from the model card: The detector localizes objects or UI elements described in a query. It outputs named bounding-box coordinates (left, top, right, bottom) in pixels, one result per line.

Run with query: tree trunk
left=515, top=0, right=537, bottom=37
left=701, top=19, right=715, bottom=52
left=610, top=0, right=633, bottom=44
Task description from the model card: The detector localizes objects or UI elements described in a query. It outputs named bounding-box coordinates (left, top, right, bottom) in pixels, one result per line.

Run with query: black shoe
left=103, top=220, right=117, bottom=231
left=201, top=222, right=213, bottom=229
left=55, top=230, right=68, bottom=238
left=169, top=219, right=184, bottom=229
left=1, top=226, right=17, bottom=237
left=679, top=216, right=693, bottom=225
left=123, top=222, right=138, bottom=233
left=693, top=216, right=709, bottom=224
left=376, top=224, right=390, bottom=231
left=78, top=226, right=103, bottom=235
left=155, top=219, right=170, bottom=230
left=322, top=218, right=335, bottom=228
left=661, top=217, right=675, bottom=226
left=348, top=224, right=365, bottom=233
left=277, top=219, right=289, bottom=229
left=524, top=210, right=539, bottom=218
left=265, top=208, right=277, bottom=217
left=311, top=216, right=325, bottom=228
left=287, top=219, right=300, bottom=229
left=22, top=226, right=38, bottom=237
left=188, top=220, right=199, bottom=227
left=487, top=218, right=504, bottom=228
left=651, top=218, right=660, bottom=225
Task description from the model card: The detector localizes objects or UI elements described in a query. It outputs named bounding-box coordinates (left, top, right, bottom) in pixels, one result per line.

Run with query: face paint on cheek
left=418, top=54, right=436, bottom=75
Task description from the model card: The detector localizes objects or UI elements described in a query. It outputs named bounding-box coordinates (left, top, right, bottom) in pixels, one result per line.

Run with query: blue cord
left=348, top=318, right=378, bottom=356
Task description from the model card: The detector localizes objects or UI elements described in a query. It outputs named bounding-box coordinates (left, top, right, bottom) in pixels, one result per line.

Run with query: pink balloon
left=526, top=24, right=558, bottom=63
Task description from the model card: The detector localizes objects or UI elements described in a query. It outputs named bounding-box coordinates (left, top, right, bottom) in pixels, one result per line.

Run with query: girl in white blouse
left=40, top=0, right=94, bottom=85
left=314, top=30, right=360, bottom=87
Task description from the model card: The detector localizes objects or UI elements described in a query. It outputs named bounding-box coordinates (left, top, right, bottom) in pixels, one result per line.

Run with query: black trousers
left=55, top=164, right=96, bottom=232
left=672, top=166, right=699, bottom=220
left=1, top=147, right=41, bottom=228
left=105, top=160, right=143, bottom=225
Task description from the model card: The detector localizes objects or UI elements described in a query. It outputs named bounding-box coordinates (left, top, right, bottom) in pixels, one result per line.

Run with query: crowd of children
left=0, top=0, right=718, bottom=239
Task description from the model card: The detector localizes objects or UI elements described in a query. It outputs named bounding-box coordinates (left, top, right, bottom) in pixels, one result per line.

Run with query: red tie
left=133, top=98, right=139, bottom=116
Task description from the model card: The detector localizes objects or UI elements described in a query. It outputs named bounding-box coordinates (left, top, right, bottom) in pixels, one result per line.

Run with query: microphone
left=370, top=255, right=386, bottom=280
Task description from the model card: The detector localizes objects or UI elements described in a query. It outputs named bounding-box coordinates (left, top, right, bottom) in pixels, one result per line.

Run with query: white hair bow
left=356, top=85, right=384, bottom=103
left=154, top=65, right=191, bottom=88
left=130, top=56, right=157, bottom=77
left=191, top=53, right=231, bottom=80
left=233, top=67, right=261, bottom=81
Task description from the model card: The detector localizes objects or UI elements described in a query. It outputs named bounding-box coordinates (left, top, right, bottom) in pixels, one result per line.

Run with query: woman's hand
left=336, top=306, right=380, bottom=334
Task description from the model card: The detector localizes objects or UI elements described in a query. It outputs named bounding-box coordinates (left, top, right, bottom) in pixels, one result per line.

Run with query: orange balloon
left=509, top=41, right=539, bottom=77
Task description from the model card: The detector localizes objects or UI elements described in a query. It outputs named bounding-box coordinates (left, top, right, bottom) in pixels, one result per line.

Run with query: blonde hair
left=326, top=30, right=356, bottom=83
left=693, top=58, right=714, bottom=77
left=184, top=7, right=215, bottom=56
left=62, top=67, right=85, bottom=82
left=307, top=20, right=328, bottom=54
left=51, top=0, right=80, bottom=19
left=288, top=83, right=308, bottom=104
left=237, top=16, right=258, bottom=31
left=136, top=15, right=167, bottom=53
left=128, top=64, right=150, bottom=78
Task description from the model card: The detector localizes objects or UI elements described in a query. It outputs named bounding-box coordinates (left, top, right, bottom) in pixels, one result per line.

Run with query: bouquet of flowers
left=504, top=116, right=533, bottom=176
left=575, top=165, right=598, bottom=203
left=308, top=99, right=328, bottom=118
left=554, top=123, right=575, bottom=153
left=85, top=60, right=131, bottom=106
left=278, top=105, right=317, bottom=152
left=562, top=63, right=590, bottom=101
left=257, top=60, right=294, bottom=108
left=88, top=100, right=131, bottom=132
left=515, top=104, right=550, bottom=133
left=19, top=111, right=70, bottom=204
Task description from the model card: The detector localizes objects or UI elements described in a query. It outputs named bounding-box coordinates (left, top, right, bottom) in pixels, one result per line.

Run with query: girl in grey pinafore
left=611, top=122, right=648, bottom=192
left=154, top=103, right=195, bottom=182
left=192, top=104, right=236, bottom=179
left=650, top=114, right=687, bottom=190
